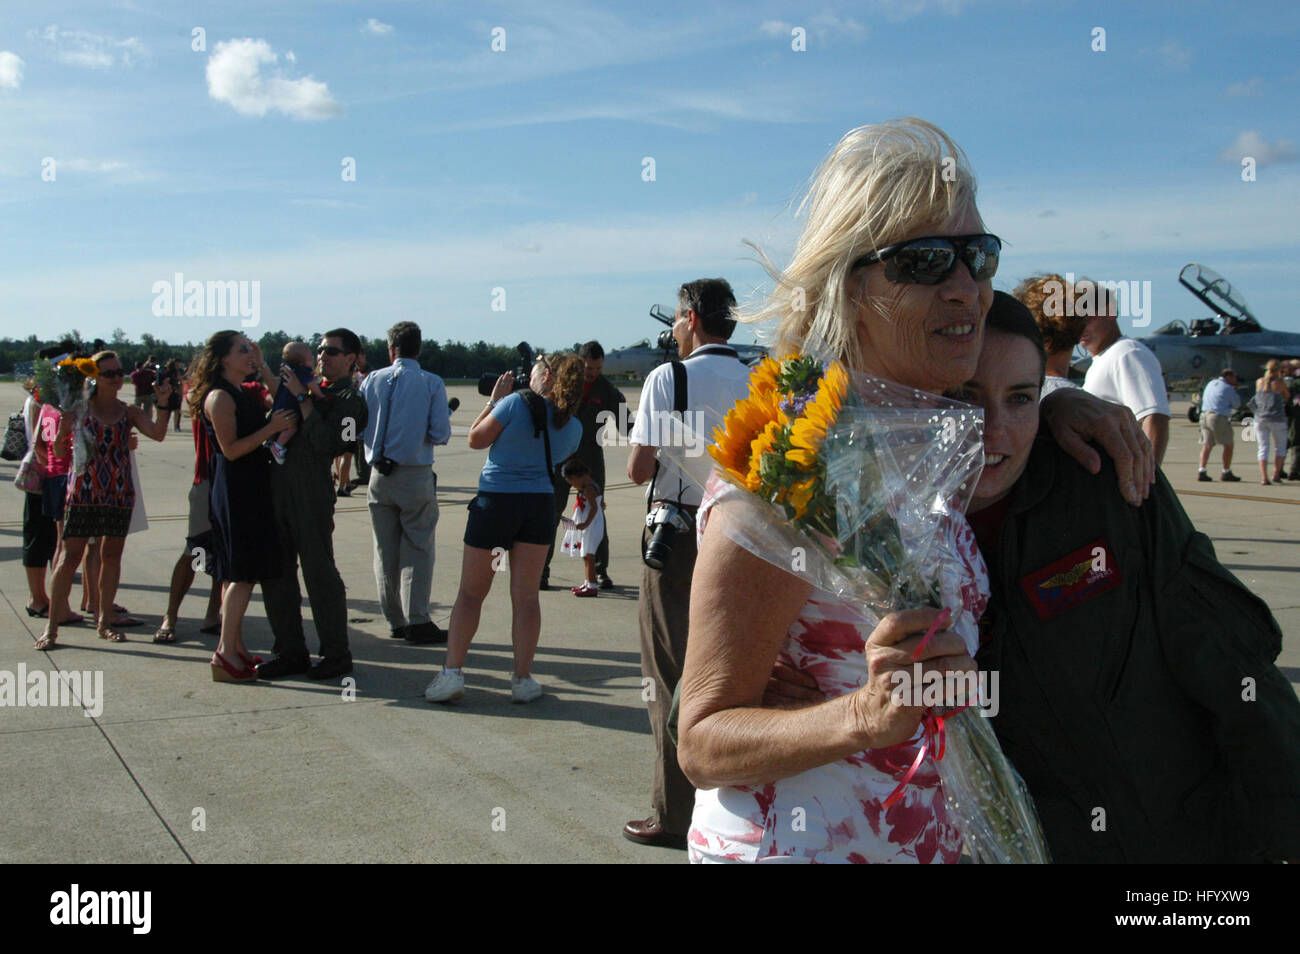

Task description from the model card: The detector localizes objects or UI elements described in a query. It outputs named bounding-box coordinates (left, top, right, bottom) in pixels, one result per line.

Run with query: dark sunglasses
left=317, top=346, right=344, bottom=356
left=853, top=233, right=1001, bottom=285
left=98, top=369, right=126, bottom=379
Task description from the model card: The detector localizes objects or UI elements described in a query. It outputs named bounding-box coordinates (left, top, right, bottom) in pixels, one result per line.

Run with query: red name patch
left=1019, top=537, right=1122, bottom=622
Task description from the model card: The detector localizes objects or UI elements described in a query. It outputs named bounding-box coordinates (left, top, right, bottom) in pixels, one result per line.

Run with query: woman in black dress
left=188, top=331, right=294, bottom=681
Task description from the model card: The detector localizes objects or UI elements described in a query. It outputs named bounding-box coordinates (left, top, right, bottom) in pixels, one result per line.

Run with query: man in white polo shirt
left=1080, top=280, right=1171, bottom=466
left=1196, top=368, right=1242, bottom=482
left=622, top=277, right=753, bottom=850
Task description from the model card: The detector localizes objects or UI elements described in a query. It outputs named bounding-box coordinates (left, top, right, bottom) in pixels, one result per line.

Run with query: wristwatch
left=296, top=392, right=309, bottom=403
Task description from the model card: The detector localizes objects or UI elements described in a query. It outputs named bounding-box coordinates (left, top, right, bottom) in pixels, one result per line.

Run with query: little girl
left=559, top=458, right=605, bottom=597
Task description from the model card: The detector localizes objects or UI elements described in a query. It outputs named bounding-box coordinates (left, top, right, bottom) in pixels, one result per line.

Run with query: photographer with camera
left=359, top=322, right=452, bottom=645
left=425, top=351, right=585, bottom=704
left=623, top=278, right=752, bottom=849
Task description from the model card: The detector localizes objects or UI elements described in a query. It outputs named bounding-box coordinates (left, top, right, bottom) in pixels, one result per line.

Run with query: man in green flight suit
left=258, top=328, right=369, bottom=681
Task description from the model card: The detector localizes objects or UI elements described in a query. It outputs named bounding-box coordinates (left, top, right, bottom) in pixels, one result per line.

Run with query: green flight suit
left=976, top=439, right=1300, bottom=862
left=261, top=379, right=368, bottom=661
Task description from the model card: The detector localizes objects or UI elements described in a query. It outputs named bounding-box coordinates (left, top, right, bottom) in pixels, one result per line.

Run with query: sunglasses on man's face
left=99, top=369, right=126, bottom=379
left=317, top=346, right=344, bottom=357
left=854, top=233, right=1001, bottom=286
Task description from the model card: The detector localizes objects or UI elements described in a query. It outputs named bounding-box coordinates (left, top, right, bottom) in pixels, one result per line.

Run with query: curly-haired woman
left=1012, top=273, right=1089, bottom=400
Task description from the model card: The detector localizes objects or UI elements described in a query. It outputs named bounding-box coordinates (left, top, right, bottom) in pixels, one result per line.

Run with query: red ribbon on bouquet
left=881, top=607, right=972, bottom=809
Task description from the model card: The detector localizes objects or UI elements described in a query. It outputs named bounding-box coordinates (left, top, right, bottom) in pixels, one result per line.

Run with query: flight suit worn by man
left=260, top=351, right=368, bottom=680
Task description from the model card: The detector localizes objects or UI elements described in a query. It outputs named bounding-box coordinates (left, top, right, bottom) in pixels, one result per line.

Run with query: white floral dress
left=560, top=492, right=604, bottom=558
left=688, top=478, right=989, bottom=864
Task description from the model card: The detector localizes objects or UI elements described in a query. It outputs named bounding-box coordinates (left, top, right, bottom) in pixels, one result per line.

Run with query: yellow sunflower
left=75, top=358, right=99, bottom=377
left=787, top=476, right=817, bottom=519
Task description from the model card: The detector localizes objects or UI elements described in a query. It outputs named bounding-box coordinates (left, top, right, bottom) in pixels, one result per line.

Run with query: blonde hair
left=748, top=118, right=981, bottom=368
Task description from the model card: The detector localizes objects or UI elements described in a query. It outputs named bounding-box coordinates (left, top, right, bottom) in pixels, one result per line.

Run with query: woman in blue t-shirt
left=425, top=352, right=585, bottom=705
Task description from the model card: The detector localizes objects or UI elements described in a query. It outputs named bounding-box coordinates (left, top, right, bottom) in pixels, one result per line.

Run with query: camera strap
left=647, top=360, right=691, bottom=512
left=520, top=389, right=555, bottom=478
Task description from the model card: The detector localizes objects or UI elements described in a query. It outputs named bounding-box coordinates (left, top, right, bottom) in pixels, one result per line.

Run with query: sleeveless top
left=66, top=410, right=134, bottom=510
left=1253, top=386, right=1286, bottom=424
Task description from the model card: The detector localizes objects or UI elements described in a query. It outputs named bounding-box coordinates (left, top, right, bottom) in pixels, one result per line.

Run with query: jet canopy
left=1178, top=264, right=1262, bottom=334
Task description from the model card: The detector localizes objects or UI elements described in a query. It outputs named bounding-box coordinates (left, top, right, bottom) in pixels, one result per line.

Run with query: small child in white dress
left=559, top=458, right=605, bottom=597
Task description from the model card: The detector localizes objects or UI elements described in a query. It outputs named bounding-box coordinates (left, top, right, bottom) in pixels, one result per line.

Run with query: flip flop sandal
left=34, top=633, right=57, bottom=651
left=57, top=614, right=85, bottom=627
left=199, top=622, right=222, bottom=635
left=25, top=604, right=50, bottom=618
left=98, top=629, right=127, bottom=643
left=153, top=627, right=176, bottom=644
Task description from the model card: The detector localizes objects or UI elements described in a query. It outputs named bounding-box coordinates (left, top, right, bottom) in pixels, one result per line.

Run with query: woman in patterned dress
left=36, top=352, right=172, bottom=650
left=675, top=119, right=1154, bottom=863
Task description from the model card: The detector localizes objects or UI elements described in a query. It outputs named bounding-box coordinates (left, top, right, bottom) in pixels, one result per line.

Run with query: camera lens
left=643, top=523, right=676, bottom=570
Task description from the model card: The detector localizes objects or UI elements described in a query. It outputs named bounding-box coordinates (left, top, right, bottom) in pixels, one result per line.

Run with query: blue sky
left=1, top=0, right=1298, bottom=351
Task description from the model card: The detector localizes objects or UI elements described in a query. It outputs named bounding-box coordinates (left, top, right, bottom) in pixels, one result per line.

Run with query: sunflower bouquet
left=32, top=356, right=97, bottom=412
left=700, top=352, right=1049, bottom=863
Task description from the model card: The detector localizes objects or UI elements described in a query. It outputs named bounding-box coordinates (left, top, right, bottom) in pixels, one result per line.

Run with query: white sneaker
left=425, top=669, right=464, bottom=703
left=511, top=675, right=542, bottom=704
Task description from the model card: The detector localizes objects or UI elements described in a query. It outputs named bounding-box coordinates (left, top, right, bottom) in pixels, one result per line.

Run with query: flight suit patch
left=1019, top=538, right=1122, bottom=622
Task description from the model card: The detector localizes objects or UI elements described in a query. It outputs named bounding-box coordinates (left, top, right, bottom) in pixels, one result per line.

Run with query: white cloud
left=363, top=19, right=395, bottom=36
left=1219, top=130, right=1298, bottom=167
left=1224, top=77, right=1263, bottom=97
left=760, top=14, right=867, bottom=44
left=0, top=51, right=23, bottom=89
left=30, top=25, right=146, bottom=69
left=1152, top=39, right=1192, bottom=70
left=206, top=38, right=341, bottom=120
left=866, top=0, right=968, bottom=22
left=809, top=13, right=869, bottom=41
left=59, top=158, right=129, bottom=173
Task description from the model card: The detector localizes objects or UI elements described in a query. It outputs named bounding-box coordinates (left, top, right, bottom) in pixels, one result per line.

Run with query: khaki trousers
left=637, top=522, right=697, bottom=835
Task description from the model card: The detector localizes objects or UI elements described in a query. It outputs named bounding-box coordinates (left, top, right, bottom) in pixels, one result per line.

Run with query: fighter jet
left=602, top=304, right=767, bottom=379
left=1139, top=265, right=1300, bottom=410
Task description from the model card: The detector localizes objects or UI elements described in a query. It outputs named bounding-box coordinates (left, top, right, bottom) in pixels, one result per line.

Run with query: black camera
left=374, top=456, right=396, bottom=476
left=643, top=503, right=694, bottom=570
left=477, top=341, right=536, bottom=397
left=656, top=329, right=678, bottom=353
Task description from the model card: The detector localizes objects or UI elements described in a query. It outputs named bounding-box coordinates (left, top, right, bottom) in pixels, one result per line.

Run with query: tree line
left=1, top=330, right=535, bottom=381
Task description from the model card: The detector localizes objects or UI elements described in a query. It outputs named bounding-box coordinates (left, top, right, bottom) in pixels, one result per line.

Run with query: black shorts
left=464, top=492, right=557, bottom=550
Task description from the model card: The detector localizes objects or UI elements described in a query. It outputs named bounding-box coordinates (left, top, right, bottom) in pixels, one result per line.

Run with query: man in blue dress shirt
left=1197, top=368, right=1242, bottom=482
left=360, top=322, right=453, bottom=643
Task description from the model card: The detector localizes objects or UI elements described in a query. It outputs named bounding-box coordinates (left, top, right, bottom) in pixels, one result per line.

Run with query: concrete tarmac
left=1, top=381, right=1296, bottom=863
